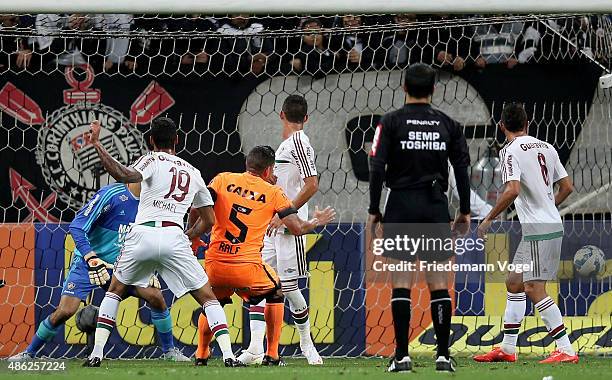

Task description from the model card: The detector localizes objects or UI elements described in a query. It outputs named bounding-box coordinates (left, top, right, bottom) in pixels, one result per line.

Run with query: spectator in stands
left=211, top=14, right=273, bottom=76
left=426, top=15, right=472, bottom=72
left=175, top=15, right=219, bottom=74
left=100, top=14, right=133, bottom=73
left=287, top=18, right=337, bottom=78
left=568, top=16, right=601, bottom=61
left=20, top=14, right=109, bottom=74
left=62, top=14, right=108, bottom=73
left=16, top=14, right=66, bottom=72
left=331, top=15, right=378, bottom=72
left=519, top=16, right=605, bottom=64
left=470, top=19, right=541, bottom=69
left=377, top=14, right=456, bottom=70
left=527, top=18, right=572, bottom=63
left=0, top=15, right=25, bottom=72
left=124, top=15, right=180, bottom=75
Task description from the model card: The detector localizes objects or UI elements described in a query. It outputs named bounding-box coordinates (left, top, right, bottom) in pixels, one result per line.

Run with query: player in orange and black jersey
left=193, top=146, right=335, bottom=366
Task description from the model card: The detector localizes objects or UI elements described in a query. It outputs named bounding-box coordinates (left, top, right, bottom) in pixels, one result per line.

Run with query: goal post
left=4, top=0, right=612, bottom=14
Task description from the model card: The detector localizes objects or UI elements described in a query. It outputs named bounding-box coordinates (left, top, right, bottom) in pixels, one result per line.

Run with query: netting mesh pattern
left=0, top=14, right=611, bottom=77
left=0, top=13, right=611, bottom=358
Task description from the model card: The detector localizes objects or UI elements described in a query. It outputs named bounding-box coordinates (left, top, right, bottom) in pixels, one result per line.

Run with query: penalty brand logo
left=1, top=64, right=176, bottom=220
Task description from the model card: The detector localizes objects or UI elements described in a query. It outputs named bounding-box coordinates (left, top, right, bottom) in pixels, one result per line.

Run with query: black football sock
left=391, top=288, right=411, bottom=360
left=430, top=289, right=452, bottom=358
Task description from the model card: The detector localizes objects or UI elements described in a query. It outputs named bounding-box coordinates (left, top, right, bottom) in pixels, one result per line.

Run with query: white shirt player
left=274, top=130, right=317, bottom=219
left=500, top=135, right=568, bottom=239
left=131, top=151, right=213, bottom=225
left=448, top=164, right=492, bottom=219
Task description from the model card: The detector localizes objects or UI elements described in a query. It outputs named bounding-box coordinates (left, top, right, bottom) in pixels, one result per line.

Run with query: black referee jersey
left=368, top=103, right=471, bottom=217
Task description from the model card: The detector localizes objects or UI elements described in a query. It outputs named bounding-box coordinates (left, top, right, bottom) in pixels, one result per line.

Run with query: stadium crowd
left=0, top=14, right=608, bottom=77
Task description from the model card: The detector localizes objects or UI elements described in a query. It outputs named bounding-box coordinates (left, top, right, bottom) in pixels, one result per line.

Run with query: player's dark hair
left=404, top=63, right=436, bottom=99
left=282, top=95, right=308, bottom=123
left=150, top=117, right=178, bottom=149
left=246, top=145, right=276, bottom=174
left=501, top=103, right=528, bottom=132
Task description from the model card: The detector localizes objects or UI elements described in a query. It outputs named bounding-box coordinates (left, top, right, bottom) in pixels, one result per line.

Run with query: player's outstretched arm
left=89, top=120, right=143, bottom=183
left=267, top=176, right=319, bottom=236
left=477, top=180, right=520, bottom=239
left=186, top=206, right=215, bottom=239
left=281, top=206, right=336, bottom=236
left=555, top=177, right=574, bottom=206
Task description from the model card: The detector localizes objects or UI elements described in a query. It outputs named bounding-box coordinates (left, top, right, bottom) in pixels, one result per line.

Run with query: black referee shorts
left=382, top=183, right=453, bottom=262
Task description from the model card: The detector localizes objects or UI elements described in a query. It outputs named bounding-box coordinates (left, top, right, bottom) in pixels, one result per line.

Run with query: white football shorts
left=114, top=224, right=208, bottom=298
left=262, top=232, right=308, bottom=281
left=512, top=236, right=562, bottom=281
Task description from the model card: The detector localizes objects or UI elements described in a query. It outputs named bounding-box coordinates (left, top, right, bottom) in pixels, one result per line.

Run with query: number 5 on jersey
left=219, top=203, right=252, bottom=254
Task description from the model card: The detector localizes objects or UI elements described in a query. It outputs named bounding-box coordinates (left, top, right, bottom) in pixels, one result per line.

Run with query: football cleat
left=262, top=355, right=286, bottom=366
left=83, top=356, right=102, bottom=367
left=539, top=350, right=579, bottom=364
left=7, top=351, right=34, bottom=362
left=161, top=347, right=191, bottom=362
left=435, top=356, right=457, bottom=372
left=387, top=356, right=412, bottom=372
left=194, top=357, right=208, bottom=366
left=301, top=344, right=323, bottom=365
left=473, top=347, right=517, bottom=363
left=236, top=350, right=264, bottom=365
left=224, top=358, right=247, bottom=367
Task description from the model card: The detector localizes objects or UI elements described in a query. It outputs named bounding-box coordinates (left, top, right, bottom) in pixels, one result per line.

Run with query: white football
left=573, top=245, right=606, bottom=277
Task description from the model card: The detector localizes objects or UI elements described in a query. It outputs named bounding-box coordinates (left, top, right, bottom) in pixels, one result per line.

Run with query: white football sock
left=283, top=283, right=313, bottom=347
left=247, top=300, right=266, bottom=354
left=90, top=292, right=122, bottom=359
left=203, top=300, right=234, bottom=360
left=501, top=292, right=526, bottom=355
left=535, top=296, right=575, bottom=355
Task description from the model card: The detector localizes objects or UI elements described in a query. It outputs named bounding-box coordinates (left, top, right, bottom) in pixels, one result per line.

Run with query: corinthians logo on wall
left=36, top=103, right=145, bottom=208
left=0, top=64, right=175, bottom=220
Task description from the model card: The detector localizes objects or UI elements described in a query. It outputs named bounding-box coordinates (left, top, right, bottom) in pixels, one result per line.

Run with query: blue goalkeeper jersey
left=69, top=183, right=139, bottom=264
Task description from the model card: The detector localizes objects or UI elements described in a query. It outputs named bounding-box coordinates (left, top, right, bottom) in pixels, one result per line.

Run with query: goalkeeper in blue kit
left=9, top=182, right=189, bottom=362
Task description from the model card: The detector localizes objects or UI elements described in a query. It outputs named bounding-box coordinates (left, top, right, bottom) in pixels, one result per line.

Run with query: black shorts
left=382, top=184, right=453, bottom=263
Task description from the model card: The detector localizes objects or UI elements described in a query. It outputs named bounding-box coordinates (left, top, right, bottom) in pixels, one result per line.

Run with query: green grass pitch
left=0, top=356, right=609, bottom=380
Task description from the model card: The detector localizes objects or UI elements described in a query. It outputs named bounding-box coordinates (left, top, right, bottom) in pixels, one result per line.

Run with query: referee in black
left=368, top=63, right=471, bottom=372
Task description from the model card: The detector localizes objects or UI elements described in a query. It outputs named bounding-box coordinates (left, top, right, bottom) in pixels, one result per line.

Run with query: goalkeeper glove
left=85, top=254, right=112, bottom=286
left=191, top=238, right=208, bottom=255
left=149, top=273, right=161, bottom=289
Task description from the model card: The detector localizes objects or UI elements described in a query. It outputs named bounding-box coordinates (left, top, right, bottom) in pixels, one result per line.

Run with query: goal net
left=0, top=13, right=611, bottom=359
